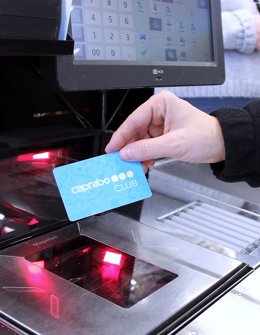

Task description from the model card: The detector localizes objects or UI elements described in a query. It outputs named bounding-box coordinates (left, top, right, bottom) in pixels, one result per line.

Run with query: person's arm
left=255, top=13, right=260, bottom=50
left=221, top=0, right=258, bottom=13
left=105, top=91, right=260, bottom=187
left=210, top=100, right=260, bottom=187
left=222, top=9, right=258, bottom=53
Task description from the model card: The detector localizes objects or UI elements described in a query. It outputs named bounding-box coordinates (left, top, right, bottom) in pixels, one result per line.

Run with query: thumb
left=119, top=134, right=174, bottom=161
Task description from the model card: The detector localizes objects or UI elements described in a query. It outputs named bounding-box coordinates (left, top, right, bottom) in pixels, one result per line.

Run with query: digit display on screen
left=56, top=0, right=224, bottom=91
left=71, top=0, right=212, bottom=63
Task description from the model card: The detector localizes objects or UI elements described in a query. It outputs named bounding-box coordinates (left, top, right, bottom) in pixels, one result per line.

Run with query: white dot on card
left=111, top=175, right=119, bottom=182
left=126, top=170, right=134, bottom=178
left=119, top=173, right=126, bottom=180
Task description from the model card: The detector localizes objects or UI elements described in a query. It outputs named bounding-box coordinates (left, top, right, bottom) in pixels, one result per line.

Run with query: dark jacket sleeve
left=210, top=99, right=260, bottom=187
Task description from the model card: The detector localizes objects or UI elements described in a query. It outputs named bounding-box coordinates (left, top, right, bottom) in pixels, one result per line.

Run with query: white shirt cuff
left=222, top=9, right=256, bottom=53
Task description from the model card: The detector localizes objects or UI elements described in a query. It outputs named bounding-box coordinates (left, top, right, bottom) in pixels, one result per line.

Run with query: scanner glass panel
left=26, top=236, right=178, bottom=308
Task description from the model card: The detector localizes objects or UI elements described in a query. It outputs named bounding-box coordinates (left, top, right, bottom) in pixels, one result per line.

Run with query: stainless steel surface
left=150, top=159, right=260, bottom=209
left=158, top=201, right=260, bottom=254
left=179, top=266, right=260, bottom=335
left=0, top=212, right=243, bottom=335
left=1, top=157, right=260, bottom=334
left=143, top=160, right=260, bottom=267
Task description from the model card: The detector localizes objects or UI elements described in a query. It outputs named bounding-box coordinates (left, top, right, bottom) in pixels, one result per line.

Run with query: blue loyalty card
left=53, top=151, right=152, bottom=221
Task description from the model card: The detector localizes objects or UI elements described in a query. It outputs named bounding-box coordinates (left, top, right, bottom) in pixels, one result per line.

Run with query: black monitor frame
left=56, top=0, right=224, bottom=92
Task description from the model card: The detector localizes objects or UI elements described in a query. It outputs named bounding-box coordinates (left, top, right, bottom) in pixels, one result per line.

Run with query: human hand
left=105, top=90, right=225, bottom=170
left=254, top=14, right=260, bottom=50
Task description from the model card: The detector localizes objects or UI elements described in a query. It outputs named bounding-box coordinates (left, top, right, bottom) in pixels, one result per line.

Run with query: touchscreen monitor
left=56, top=0, right=224, bottom=91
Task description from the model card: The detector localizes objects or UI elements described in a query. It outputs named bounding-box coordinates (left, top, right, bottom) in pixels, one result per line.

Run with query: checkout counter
left=1, top=152, right=260, bottom=335
left=0, top=1, right=260, bottom=334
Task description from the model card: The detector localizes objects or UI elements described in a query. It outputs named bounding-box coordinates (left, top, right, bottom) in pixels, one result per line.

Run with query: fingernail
left=120, top=147, right=131, bottom=160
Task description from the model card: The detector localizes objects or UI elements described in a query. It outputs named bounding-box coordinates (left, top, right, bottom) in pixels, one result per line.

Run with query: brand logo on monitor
left=152, top=68, right=164, bottom=75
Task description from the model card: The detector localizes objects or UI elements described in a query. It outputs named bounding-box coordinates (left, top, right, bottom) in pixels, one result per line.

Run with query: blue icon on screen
left=139, top=33, right=147, bottom=41
left=149, top=17, right=162, bottom=31
left=165, top=49, right=177, bottom=61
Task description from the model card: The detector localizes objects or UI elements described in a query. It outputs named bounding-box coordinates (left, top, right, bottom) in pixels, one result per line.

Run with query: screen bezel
left=56, top=0, right=225, bottom=91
